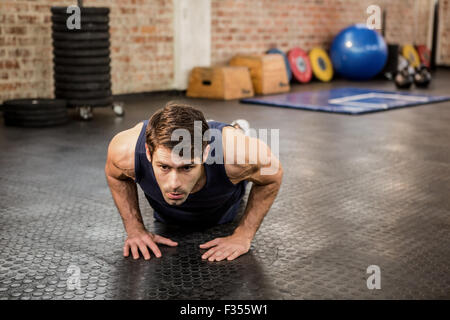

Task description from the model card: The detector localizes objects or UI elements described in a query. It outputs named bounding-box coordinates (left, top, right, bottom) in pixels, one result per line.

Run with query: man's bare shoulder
left=222, top=126, right=258, bottom=184
left=106, top=122, right=144, bottom=179
left=221, top=125, right=282, bottom=185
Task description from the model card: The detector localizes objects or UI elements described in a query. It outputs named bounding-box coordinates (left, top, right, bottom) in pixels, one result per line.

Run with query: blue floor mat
left=240, top=88, right=450, bottom=114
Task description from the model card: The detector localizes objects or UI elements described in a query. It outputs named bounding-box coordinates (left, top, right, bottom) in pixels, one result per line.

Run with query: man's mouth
left=167, top=192, right=184, bottom=200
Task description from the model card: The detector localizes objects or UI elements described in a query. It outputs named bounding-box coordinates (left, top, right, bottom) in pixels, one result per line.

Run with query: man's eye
left=160, top=165, right=169, bottom=170
left=182, top=166, right=193, bottom=171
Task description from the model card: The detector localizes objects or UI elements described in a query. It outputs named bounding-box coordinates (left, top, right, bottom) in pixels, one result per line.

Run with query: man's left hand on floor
left=199, top=232, right=252, bottom=261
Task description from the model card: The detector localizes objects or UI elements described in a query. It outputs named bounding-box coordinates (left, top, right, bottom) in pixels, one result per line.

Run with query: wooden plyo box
left=229, top=54, right=290, bottom=95
left=186, top=66, right=254, bottom=100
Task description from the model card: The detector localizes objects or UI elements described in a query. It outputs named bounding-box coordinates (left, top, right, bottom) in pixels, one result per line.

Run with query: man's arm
left=105, top=159, right=144, bottom=235
left=200, top=129, right=283, bottom=261
left=233, top=155, right=283, bottom=241
left=105, top=131, right=177, bottom=260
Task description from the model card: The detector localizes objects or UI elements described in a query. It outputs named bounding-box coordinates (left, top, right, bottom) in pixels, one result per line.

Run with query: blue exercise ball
left=330, top=24, right=388, bottom=80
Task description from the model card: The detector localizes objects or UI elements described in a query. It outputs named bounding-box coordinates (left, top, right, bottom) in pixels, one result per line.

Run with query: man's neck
left=190, top=164, right=206, bottom=194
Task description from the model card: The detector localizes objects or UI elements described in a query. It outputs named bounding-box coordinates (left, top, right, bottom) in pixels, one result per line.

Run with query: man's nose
left=168, top=171, right=182, bottom=190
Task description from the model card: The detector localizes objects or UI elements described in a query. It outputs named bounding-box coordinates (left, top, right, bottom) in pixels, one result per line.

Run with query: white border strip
left=328, top=92, right=430, bottom=109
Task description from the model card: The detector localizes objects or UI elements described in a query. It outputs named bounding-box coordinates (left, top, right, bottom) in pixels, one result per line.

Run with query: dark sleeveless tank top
left=134, top=120, right=247, bottom=226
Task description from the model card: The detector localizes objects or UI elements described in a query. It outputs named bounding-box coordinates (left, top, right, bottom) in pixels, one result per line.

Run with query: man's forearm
left=106, top=175, right=145, bottom=234
left=234, top=180, right=281, bottom=239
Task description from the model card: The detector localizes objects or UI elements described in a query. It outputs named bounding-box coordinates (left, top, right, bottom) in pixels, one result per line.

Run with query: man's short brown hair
left=145, top=102, right=210, bottom=160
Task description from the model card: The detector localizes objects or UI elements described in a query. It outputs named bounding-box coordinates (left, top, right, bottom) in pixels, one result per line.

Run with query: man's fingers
left=123, top=243, right=130, bottom=257
left=130, top=245, right=140, bottom=260
left=202, top=247, right=219, bottom=260
left=199, top=238, right=221, bottom=249
left=215, top=249, right=234, bottom=262
left=154, top=235, right=178, bottom=247
left=124, top=233, right=180, bottom=260
left=227, top=250, right=241, bottom=261
left=137, top=243, right=151, bottom=260
left=145, top=239, right=162, bottom=258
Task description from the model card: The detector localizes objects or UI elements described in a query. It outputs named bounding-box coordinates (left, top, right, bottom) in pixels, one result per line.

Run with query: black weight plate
left=54, top=73, right=111, bottom=83
left=4, top=110, right=68, bottom=121
left=54, top=65, right=110, bottom=74
left=55, top=81, right=111, bottom=91
left=2, top=104, right=67, bottom=113
left=2, top=108, right=67, bottom=117
left=4, top=117, right=69, bottom=128
left=52, top=23, right=109, bottom=32
left=52, top=32, right=109, bottom=41
left=55, top=89, right=112, bottom=99
left=54, top=57, right=111, bottom=66
left=2, top=99, right=67, bottom=110
left=51, top=15, right=109, bottom=24
left=51, top=7, right=110, bottom=15
left=53, top=40, right=110, bottom=50
left=53, top=48, right=110, bottom=57
left=66, top=96, right=113, bottom=108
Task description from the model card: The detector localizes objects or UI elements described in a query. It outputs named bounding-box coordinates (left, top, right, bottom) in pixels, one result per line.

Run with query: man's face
left=145, top=145, right=208, bottom=206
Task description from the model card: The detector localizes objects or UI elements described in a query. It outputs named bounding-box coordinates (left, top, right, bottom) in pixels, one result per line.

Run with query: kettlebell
left=395, top=67, right=413, bottom=89
left=414, top=65, right=431, bottom=88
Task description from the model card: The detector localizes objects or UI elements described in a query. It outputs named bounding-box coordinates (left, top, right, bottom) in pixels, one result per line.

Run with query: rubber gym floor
left=1, top=70, right=450, bottom=300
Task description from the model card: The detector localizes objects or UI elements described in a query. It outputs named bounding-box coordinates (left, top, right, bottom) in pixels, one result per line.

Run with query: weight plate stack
left=1, top=99, right=69, bottom=128
left=51, top=6, right=113, bottom=109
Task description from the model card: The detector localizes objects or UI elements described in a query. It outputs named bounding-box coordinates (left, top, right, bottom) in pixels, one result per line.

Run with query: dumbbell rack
left=51, top=4, right=123, bottom=120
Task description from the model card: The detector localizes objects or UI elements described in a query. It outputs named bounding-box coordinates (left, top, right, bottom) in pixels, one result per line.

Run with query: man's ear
left=145, top=143, right=152, bottom=162
left=202, top=144, right=210, bottom=163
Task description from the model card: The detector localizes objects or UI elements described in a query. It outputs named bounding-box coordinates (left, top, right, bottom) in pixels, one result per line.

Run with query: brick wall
left=211, top=0, right=432, bottom=65
left=0, top=0, right=173, bottom=103
left=438, top=0, right=450, bottom=65
left=1, top=0, right=447, bottom=104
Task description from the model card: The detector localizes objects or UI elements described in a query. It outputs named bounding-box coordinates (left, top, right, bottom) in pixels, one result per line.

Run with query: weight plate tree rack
left=51, top=5, right=124, bottom=120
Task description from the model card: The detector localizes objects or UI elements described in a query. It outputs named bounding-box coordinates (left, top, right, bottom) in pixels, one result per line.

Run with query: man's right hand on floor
left=123, top=228, right=178, bottom=260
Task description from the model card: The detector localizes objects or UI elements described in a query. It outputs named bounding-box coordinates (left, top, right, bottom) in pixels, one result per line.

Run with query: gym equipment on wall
left=402, top=44, right=421, bottom=68
left=309, top=48, right=333, bottom=82
left=287, top=47, right=312, bottom=84
left=416, top=45, right=431, bottom=68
